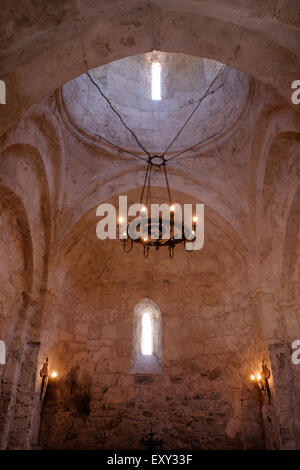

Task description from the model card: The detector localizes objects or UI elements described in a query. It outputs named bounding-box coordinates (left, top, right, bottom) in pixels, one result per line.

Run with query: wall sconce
left=250, top=359, right=271, bottom=404
left=40, top=359, right=58, bottom=400
left=40, top=357, right=49, bottom=401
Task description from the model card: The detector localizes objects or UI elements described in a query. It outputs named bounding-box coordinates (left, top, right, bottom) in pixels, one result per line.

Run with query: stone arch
left=0, top=185, right=33, bottom=355
left=272, top=184, right=300, bottom=449
left=249, top=106, right=300, bottom=222
left=2, top=105, right=66, bottom=213
left=252, top=130, right=300, bottom=291
left=0, top=185, right=34, bottom=449
left=0, top=143, right=52, bottom=449
left=0, top=186, right=33, bottom=294
left=1, top=108, right=66, bottom=244
left=280, top=185, right=300, bottom=314
left=262, top=132, right=300, bottom=217
left=57, top=167, right=250, bottom=251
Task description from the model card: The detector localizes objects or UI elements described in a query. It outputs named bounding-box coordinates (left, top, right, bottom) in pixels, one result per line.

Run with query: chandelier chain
left=86, top=71, right=152, bottom=159
left=87, top=62, right=226, bottom=257
left=145, top=163, right=152, bottom=205
left=163, top=65, right=225, bottom=157
left=95, top=133, right=148, bottom=162
left=163, top=163, right=173, bottom=205
left=140, top=162, right=151, bottom=203
left=166, top=129, right=222, bottom=162
left=86, top=65, right=225, bottom=164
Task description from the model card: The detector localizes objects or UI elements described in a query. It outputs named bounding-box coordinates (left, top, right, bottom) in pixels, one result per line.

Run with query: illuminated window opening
left=132, top=298, right=162, bottom=373
left=141, top=312, right=153, bottom=355
left=151, top=61, right=161, bottom=101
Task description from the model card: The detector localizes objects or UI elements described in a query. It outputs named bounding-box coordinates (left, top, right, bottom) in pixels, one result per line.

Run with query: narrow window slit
left=132, top=298, right=162, bottom=373
left=151, top=62, right=161, bottom=101
left=141, top=312, right=153, bottom=355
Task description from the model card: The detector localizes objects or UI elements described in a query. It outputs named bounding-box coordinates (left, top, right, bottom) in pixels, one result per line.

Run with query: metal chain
left=140, top=162, right=151, bottom=203
left=163, top=163, right=172, bottom=205
left=87, top=64, right=226, bottom=210
left=95, top=133, right=148, bottom=162
left=163, top=65, right=225, bottom=156
left=87, top=66, right=225, bottom=164
left=86, top=72, right=152, bottom=159
left=145, top=164, right=152, bottom=205
left=166, top=129, right=222, bottom=163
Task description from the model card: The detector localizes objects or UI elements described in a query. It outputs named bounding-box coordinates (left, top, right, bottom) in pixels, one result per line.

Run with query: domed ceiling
left=62, top=52, right=251, bottom=154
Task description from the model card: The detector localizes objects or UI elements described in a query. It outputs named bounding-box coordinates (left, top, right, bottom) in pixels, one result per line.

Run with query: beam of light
left=141, top=312, right=153, bottom=355
left=151, top=61, right=161, bottom=101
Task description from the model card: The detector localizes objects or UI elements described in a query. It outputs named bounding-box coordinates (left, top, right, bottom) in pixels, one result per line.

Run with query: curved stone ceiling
left=62, top=52, right=251, bottom=154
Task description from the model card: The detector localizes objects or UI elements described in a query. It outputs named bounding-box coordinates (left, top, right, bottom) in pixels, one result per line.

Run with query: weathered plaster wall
left=38, top=211, right=266, bottom=449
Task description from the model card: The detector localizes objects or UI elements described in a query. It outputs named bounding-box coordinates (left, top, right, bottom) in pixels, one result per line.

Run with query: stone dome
left=61, top=52, right=251, bottom=154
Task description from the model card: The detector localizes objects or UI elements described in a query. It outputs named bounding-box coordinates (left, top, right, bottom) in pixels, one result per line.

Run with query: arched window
left=0, top=340, right=6, bottom=365
left=132, top=298, right=162, bottom=373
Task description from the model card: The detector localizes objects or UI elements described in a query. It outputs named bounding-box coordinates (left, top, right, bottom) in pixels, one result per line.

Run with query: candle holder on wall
left=39, top=357, right=49, bottom=401
left=39, top=358, right=58, bottom=401
left=250, top=359, right=271, bottom=404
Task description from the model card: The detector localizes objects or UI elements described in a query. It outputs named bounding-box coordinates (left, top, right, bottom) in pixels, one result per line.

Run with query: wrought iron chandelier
left=87, top=62, right=225, bottom=259
left=119, top=154, right=197, bottom=259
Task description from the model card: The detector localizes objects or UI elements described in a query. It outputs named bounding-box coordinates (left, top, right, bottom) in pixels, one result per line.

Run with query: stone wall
left=38, top=219, right=267, bottom=449
left=40, top=372, right=264, bottom=450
